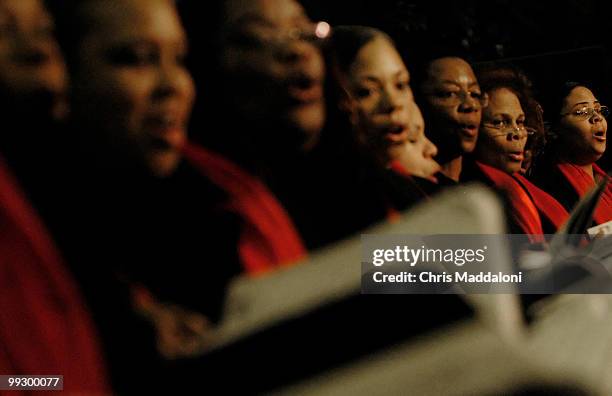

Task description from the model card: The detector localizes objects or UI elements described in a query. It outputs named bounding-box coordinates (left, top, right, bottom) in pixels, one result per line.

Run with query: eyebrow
left=572, top=100, right=600, bottom=107
left=573, top=101, right=589, bottom=106
left=489, top=112, right=525, bottom=118
left=395, top=70, right=410, bottom=81
left=358, top=76, right=382, bottom=84
left=438, top=80, right=479, bottom=88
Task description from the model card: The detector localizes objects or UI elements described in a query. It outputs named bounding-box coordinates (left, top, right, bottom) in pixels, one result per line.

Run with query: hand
left=131, top=284, right=215, bottom=359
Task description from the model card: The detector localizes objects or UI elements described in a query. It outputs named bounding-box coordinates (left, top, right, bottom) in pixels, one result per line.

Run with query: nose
left=424, top=136, right=438, bottom=157
left=278, top=39, right=320, bottom=64
left=152, top=59, right=194, bottom=102
left=506, top=129, right=523, bottom=141
left=457, top=93, right=479, bottom=113
left=591, top=111, right=603, bottom=124
left=380, top=88, right=404, bottom=114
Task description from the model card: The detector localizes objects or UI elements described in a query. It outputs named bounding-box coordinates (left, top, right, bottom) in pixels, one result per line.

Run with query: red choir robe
left=183, top=143, right=307, bottom=276
left=513, top=173, right=569, bottom=231
left=474, top=162, right=545, bottom=242
left=556, top=163, right=612, bottom=225
left=0, top=156, right=110, bottom=394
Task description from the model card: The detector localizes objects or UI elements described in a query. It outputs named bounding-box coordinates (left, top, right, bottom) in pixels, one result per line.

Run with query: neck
left=576, top=163, right=595, bottom=181
left=440, top=156, right=463, bottom=182
left=556, top=149, right=596, bottom=181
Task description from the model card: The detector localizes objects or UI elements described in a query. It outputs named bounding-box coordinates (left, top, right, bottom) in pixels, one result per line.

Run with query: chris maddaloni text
left=372, top=271, right=523, bottom=283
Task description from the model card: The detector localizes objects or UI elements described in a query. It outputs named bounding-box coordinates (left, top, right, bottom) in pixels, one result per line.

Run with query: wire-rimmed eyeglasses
left=482, top=122, right=537, bottom=139
left=560, top=105, right=610, bottom=120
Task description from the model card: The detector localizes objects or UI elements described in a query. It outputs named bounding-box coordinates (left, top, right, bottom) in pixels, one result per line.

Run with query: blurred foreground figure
left=0, top=0, right=110, bottom=393
left=185, top=1, right=435, bottom=251
left=51, top=0, right=241, bottom=391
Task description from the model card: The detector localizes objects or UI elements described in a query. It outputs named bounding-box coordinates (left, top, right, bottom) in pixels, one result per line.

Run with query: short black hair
left=542, top=80, right=593, bottom=128
left=328, top=25, right=392, bottom=75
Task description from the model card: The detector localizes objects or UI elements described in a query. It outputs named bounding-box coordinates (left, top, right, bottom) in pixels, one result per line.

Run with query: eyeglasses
left=227, top=21, right=331, bottom=51
left=482, top=122, right=537, bottom=138
left=560, top=106, right=610, bottom=120
left=425, top=89, right=489, bottom=108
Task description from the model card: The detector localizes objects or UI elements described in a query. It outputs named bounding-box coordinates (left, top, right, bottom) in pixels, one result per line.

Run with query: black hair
left=476, top=65, right=543, bottom=133
left=407, top=32, right=474, bottom=102
left=327, top=25, right=391, bottom=76
left=541, top=80, right=592, bottom=129
left=476, top=65, right=547, bottom=168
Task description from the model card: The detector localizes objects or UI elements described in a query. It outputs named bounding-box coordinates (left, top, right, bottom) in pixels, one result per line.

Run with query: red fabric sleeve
left=0, top=156, right=110, bottom=394
left=513, top=173, right=569, bottom=230
left=475, top=162, right=544, bottom=241
left=183, top=143, right=307, bottom=276
left=557, top=163, right=612, bottom=225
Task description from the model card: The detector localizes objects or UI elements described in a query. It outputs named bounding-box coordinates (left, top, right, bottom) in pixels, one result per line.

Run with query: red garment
left=183, top=143, right=307, bottom=276
left=475, top=162, right=544, bottom=241
left=557, top=163, right=612, bottom=225
left=0, top=156, right=110, bottom=394
left=513, top=173, right=569, bottom=230
left=388, top=160, right=413, bottom=180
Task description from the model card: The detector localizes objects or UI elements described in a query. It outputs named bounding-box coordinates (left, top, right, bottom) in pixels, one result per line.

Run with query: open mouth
left=458, top=123, right=478, bottom=138
left=593, top=130, right=607, bottom=142
left=145, top=114, right=186, bottom=150
left=383, top=124, right=409, bottom=143
left=507, top=151, right=524, bottom=162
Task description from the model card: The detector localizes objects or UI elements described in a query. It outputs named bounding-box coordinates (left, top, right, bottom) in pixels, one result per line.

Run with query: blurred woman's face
left=71, top=0, right=195, bottom=177
left=0, top=0, right=67, bottom=120
left=558, top=86, right=607, bottom=165
left=222, top=0, right=326, bottom=149
left=345, top=36, right=439, bottom=179
left=420, top=57, right=484, bottom=158
left=476, top=88, right=527, bottom=174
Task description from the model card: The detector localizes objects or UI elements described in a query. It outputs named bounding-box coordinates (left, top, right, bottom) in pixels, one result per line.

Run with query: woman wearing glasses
left=531, top=82, right=611, bottom=225
left=464, top=67, right=569, bottom=235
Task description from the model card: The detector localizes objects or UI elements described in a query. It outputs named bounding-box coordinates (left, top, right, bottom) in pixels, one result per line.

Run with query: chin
left=288, top=104, right=325, bottom=146
left=461, top=139, right=477, bottom=154
left=505, top=163, right=521, bottom=174
left=149, top=152, right=181, bottom=178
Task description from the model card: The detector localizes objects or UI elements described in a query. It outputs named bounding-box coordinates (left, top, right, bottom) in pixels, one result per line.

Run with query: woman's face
left=345, top=36, right=439, bottom=178
left=71, top=0, right=195, bottom=177
left=222, top=0, right=326, bottom=149
left=0, top=0, right=67, bottom=120
left=476, top=87, right=527, bottom=174
left=387, top=132, right=440, bottom=181
left=558, top=86, right=607, bottom=165
left=420, top=57, right=484, bottom=158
